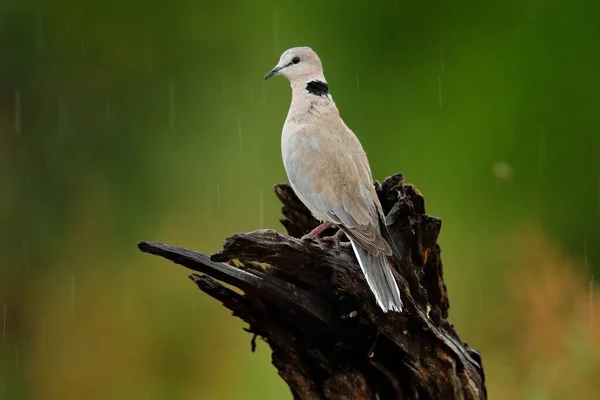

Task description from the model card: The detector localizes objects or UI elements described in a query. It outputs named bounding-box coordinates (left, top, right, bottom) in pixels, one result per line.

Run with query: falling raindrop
left=538, top=129, right=546, bottom=176
left=35, top=10, right=44, bottom=52
left=216, top=184, right=221, bottom=211
left=355, top=72, right=360, bottom=91
left=71, top=274, right=75, bottom=312
left=121, top=266, right=133, bottom=319
left=22, top=241, right=29, bottom=271
left=2, top=304, right=6, bottom=341
left=481, top=47, right=486, bottom=71
left=237, top=116, right=244, bottom=152
left=40, top=313, right=45, bottom=351
left=440, top=48, right=444, bottom=73
left=168, top=80, right=176, bottom=129
left=259, top=189, right=264, bottom=228
left=590, top=274, right=594, bottom=330
left=597, top=174, right=600, bottom=215
left=272, top=12, right=280, bottom=55
left=438, top=76, right=442, bottom=109
left=57, top=95, right=68, bottom=136
left=14, top=90, right=21, bottom=135
left=466, top=153, right=475, bottom=207
left=144, top=31, right=154, bottom=72
left=584, top=240, right=588, bottom=271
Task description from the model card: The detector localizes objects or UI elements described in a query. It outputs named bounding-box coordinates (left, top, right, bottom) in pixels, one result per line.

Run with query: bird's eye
left=292, top=57, right=300, bottom=64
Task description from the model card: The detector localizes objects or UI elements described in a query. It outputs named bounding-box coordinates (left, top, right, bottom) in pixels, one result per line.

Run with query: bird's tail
left=350, top=240, right=403, bottom=313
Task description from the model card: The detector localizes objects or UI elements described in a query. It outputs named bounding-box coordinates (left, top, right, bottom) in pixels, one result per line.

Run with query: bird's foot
left=302, top=223, right=347, bottom=252
left=320, top=228, right=346, bottom=252
left=301, top=222, right=333, bottom=241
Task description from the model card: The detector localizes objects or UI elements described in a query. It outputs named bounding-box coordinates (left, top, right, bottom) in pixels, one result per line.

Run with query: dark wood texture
left=138, top=173, right=486, bottom=400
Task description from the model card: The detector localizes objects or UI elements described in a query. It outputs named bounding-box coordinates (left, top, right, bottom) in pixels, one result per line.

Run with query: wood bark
left=138, top=173, right=486, bottom=400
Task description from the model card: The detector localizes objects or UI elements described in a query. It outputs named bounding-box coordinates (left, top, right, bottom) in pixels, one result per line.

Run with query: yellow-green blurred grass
left=505, top=226, right=600, bottom=399
left=19, top=177, right=288, bottom=400
left=470, top=225, right=600, bottom=400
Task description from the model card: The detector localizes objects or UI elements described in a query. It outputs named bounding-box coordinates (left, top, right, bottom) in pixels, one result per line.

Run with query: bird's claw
left=319, top=229, right=346, bottom=253
left=302, top=224, right=346, bottom=253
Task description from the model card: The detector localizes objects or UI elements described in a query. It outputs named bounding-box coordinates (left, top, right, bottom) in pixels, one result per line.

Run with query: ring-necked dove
left=265, top=47, right=403, bottom=313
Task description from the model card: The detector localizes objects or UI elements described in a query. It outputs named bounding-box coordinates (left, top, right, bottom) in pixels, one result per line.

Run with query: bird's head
left=264, top=47, right=326, bottom=83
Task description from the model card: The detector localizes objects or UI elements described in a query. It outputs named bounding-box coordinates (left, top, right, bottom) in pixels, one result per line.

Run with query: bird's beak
left=264, top=65, right=282, bottom=80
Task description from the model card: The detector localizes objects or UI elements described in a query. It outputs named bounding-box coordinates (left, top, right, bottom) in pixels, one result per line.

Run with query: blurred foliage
left=1, top=0, right=600, bottom=399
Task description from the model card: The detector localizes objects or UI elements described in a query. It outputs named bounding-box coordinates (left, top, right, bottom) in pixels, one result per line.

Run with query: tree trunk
left=138, top=173, right=487, bottom=400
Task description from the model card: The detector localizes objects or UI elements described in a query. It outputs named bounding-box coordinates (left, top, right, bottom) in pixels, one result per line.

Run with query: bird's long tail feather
left=350, top=240, right=403, bottom=312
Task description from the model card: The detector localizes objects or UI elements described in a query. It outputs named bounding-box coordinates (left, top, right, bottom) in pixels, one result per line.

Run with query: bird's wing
left=283, top=123, right=392, bottom=256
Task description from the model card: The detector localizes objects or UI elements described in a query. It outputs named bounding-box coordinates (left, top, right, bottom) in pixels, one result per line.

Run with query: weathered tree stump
left=138, top=173, right=486, bottom=399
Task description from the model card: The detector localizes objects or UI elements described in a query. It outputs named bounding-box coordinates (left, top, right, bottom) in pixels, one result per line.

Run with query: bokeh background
left=1, top=0, right=600, bottom=399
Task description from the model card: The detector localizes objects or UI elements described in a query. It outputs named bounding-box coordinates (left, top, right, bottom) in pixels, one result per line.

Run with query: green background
left=1, top=0, right=600, bottom=398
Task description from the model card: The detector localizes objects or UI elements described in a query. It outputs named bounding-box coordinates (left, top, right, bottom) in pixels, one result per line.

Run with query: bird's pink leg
left=302, top=223, right=347, bottom=252
left=301, top=222, right=333, bottom=241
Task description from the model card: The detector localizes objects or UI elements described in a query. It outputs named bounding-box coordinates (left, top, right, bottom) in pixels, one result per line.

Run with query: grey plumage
left=265, top=47, right=403, bottom=312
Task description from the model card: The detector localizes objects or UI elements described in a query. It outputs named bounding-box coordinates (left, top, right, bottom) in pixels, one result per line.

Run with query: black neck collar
left=306, top=80, right=329, bottom=97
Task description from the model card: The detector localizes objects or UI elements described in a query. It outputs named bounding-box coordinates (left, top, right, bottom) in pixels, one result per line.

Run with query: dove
left=265, top=47, right=403, bottom=313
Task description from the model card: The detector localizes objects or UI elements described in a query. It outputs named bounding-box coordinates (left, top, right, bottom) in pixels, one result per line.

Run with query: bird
left=264, top=47, right=403, bottom=313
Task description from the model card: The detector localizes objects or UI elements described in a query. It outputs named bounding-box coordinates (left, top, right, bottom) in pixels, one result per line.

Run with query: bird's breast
left=280, top=126, right=328, bottom=220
